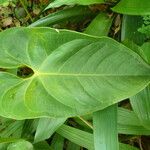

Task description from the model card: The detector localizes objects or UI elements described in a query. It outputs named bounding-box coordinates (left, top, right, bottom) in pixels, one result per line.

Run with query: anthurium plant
left=0, top=0, right=150, bottom=150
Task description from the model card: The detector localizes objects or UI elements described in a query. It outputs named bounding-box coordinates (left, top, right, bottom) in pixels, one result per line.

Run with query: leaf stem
left=78, top=116, right=93, bottom=129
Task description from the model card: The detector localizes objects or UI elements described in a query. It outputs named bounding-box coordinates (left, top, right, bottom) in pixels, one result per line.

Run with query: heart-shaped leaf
left=0, top=27, right=149, bottom=119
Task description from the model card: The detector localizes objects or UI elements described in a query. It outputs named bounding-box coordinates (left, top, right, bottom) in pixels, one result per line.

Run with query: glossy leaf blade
left=0, top=27, right=150, bottom=119
left=112, top=0, right=150, bottom=15
left=45, top=0, right=104, bottom=10
left=30, top=6, right=93, bottom=27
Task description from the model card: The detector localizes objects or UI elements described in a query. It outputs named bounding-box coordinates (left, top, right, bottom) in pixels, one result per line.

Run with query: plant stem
left=78, top=116, right=93, bottom=129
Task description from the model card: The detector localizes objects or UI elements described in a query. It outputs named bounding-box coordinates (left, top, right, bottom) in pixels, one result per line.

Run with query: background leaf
left=57, top=124, right=139, bottom=150
left=34, top=118, right=66, bottom=143
left=121, top=15, right=146, bottom=45
left=29, top=6, right=94, bottom=27
left=84, top=13, right=113, bottom=36
left=112, top=0, right=150, bottom=15
left=51, top=134, right=64, bottom=150
left=45, top=0, right=104, bottom=10
left=7, top=140, right=33, bottom=150
left=130, top=85, right=150, bottom=130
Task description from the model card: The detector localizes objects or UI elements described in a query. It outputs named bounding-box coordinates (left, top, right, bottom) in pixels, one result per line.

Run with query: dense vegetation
left=0, top=0, right=150, bottom=150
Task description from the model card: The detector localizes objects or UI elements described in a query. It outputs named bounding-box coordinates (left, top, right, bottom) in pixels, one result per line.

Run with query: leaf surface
left=84, top=13, right=113, bottom=36
left=45, top=0, right=104, bottom=10
left=93, top=105, right=118, bottom=150
left=0, top=27, right=150, bottom=119
left=57, top=124, right=139, bottom=150
left=7, top=140, right=33, bottom=150
left=112, top=0, right=150, bottom=15
left=30, top=6, right=93, bottom=27
left=34, top=117, right=66, bottom=143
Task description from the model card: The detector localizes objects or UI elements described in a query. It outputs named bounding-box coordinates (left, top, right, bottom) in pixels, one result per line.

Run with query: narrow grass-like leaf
left=45, top=0, right=104, bottom=10
left=75, top=108, right=150, bottom=135
left=57, top=124, right=139, bottom=150
left=30, top=6, right=93, bottom=27
left=93, top=104, right=118, bottom=150
left=112, top=0, right=150, bottom=15
left=118, top=124, right=150, bottom=135
left=0, top=138, right=24, bottom=144
left=0, top=120, right=24, bottom=138
left=57, top=124, right=93, bottom=149
left=118, top=108, right=150, bottom=135
left=34, top=118, right=66, bottom=143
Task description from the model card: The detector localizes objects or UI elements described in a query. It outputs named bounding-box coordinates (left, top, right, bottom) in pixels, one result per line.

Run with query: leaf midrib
left=35, top=72, right=150, bottom=77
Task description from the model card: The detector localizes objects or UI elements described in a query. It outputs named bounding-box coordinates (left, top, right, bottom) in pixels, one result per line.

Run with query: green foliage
left=93, top=105, right=118, bottom=150
left=0, top=0, right=10, bottom=6
left=0, top=0, right=150, bottom=149
left=112, top=0, right=150, bottom=15
left=45, top=0, right=105, bottom=10
left=7, top=140, right=33, bottom=150
left=30, top=6, right=93, bottom=27
left=0, top=27, right=149, bottom=119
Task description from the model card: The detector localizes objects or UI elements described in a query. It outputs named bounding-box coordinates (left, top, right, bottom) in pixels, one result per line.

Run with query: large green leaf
left=0, top=27, right=150, bottom=119
left=112, top=0, right=150, bottom=15
left=45, top=0, right=104, bottom=10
